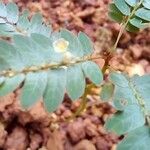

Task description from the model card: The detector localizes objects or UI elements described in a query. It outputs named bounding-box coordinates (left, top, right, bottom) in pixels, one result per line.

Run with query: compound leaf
left=0, top=1, right=101, bottom=115
left=109, top=1, right=150, bottom=32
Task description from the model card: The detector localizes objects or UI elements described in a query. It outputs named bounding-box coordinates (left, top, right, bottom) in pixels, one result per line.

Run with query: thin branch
left=67, top=84, right=94, bottom=121
left=102, top=0, right=144, bottom=74
left=0, top=55, right=104, bottom=77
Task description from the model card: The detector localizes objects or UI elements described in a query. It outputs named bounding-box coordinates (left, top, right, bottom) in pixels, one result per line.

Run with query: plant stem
left=68, top=90, right=88, bottom=120
left=67, top=84, right=94, bottom=121
left=146, top=116, right=150, bottom=127
left=0, top=55, right=104, bottom=77
left=113, top=22, right=124, bottom=51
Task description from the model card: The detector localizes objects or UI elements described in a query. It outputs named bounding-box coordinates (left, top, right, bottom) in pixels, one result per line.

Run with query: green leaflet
left=114, top=0, right=131, bottom=15
left=143, top=0, right=150, bottom=9
left=31, top=33, right=63, bottom=63
left=21, top=71, right=47, bottom=109
left=60, top=29, right=83, bottom=57
left=125, top=0, right=138, bottom=6
left=109, top=3, right=122, bottom=13
left=78, top=32, right=93, bottom=55
left=82, top=61, right=103, bottom=85
left=135, top=8, right=150, bottom=21
left=105, top=105, right=145, bottom=135
left=0, top=74, right=24, bottom=96
left=29, top=13, right=43, bottom=33
left=6, top=2, right=19, bottom=24
left=17, top=10, right=30, bottom=31
left=129, top=17, right=146, bottom=28
left=109, top=3, right=124, bottom=23
left=66, top=64, right=85, bottom=100
left=31, top=33, right=51, bottom=51
left=0, top=40, right=24, bottom=71
left=108, top=11, right=124, bottom=23
left=29, top=13, right=51, bottom=37
left=126, top=22, right=139, bottom=32
left=109, top=72, right=129, bottom=88
left=43, top=69, right=66, bottom=112
left=13, top=35, right=47, bottom=67
left=0, top=1, right=7, bottom=17
left=100, top=82, right=114, bottom=101
left=37, top=24, right=52, bottom=37
left=30, top=33, right=53, bottom=62
left=117, top=126, right=150, bottom=150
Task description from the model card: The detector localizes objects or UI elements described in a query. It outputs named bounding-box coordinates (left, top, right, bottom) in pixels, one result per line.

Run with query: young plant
left=0, top=1, right=103, bottom=112
left=0, top=0, right=150, bottom=149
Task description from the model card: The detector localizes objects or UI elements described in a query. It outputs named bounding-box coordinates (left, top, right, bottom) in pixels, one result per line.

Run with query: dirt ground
left=0, top=0, right=150, bottom=150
